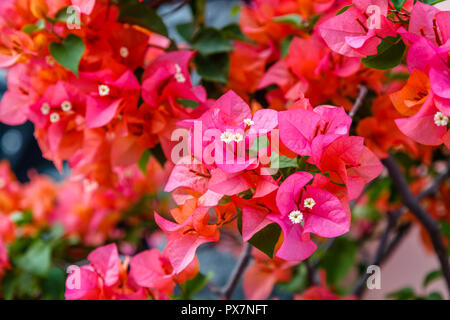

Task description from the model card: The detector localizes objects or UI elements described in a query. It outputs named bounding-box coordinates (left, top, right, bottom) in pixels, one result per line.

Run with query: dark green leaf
left=138, top=149, right=151, bottom=175
left=270, top=152, right=297, bottom=169
left=387, top=287, right=417, bottom=300
left=176, top=22, right=195, bottom=42
left=273, top=14, right=303, bottom=28
left=390, top=0, right=407, bottom=10
left=425, top=291, right=443, bottom=300
left=49, top=34, right=85, bottom=76
left=149, top=144, right=167, bottom=167
left=179, top=272, right=213, bottom=299
left=361, top=36, right=406, bottom=70
left=423, top=269, right=443, bottom=288
left=194, top=53, right=229, bottom=83
left=191, top=27, right=233, bottom=55
left=10, top=210, right=33, bottom=226
left=418, top=0, right=446, bottom=5
left=22, top=19, right=45, bottom=34
left=176, top=98, right=200, bottom=109
left=248, top=223, right=282, bottom=259
left=336, top=4, right=355, bottom=15
left=222, top=24, right=255, bottom=44
left=320, top=237, right=357, bottom=285
left=118, top=3, right=168, bottom=37
left=16, top=240, right=52, bottom=277
left=42, top=267, right=65, bottom=300
left=280, top=35, right=294, bottom=58
left=440, top=221, right=450, bottom=239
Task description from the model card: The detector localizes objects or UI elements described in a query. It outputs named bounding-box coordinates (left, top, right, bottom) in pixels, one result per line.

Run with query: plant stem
left=221, top=243, right=252, bottom=300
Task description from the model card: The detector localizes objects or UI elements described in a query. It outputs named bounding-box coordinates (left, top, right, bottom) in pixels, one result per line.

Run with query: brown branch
left=353, top=162, right=449, bottom=298
left=381, top=155, right=450, bottom=295
left=349, top=85, right=369, bottom=118
left=220, top=243, right=252, bottom=300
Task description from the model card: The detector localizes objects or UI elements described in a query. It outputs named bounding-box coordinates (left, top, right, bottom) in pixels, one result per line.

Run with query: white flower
left=174, top=64, right=182, bottom=73
left=61, top=101, right=72, bottom=112
left=0, top=177, right=5, bottom=189
left=304, top=198, right=316, bottom=209
left=174, top=72, right=186, bottom=83
left=289, top=210, right=304, bottom=224
left=434, top=112, right=448, bottom=127
left=98, top=84, right=110, bottom=97
left=46, top=55, right=55, bottom=66
left=220, top=131, right=234, bottom=144
left=120, top=47, right=129, bottom=58
left=233, top=133, right=244, bottom=143
left=50, top=112, right=60, bottom=123
left=243, top=118, right=254, bottom=126
left=41, top=103, right=50, bottom=115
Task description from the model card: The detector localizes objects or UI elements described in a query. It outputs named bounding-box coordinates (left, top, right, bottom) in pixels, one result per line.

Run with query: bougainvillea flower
left=275, top=171, right=350, bottom=237
left=311, top=136, right=383, bottom=200
left=395, top=96, right=449, bottom=147
left=164, top=156, right=222, bottom=206
left=278, top=105, right=351, bottom=156
left=243, top=248, right=296, bottom=300
left=154, top=199, right=220, bottom=273
left=318, top=1, right=398, bottom=57
left=81, top=70, right=140, bottom=128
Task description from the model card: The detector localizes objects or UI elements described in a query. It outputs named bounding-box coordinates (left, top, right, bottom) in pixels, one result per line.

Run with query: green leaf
left=49, top=34, right=85, bottom=76
left=425, top=292, right=443, bottom=300
left=248, top=223, right=282, bottom=259
left=176, top=22, right=195, bottom=42
left=138, top=149, right=151, bottom=175
left=16, top=240, right=52, bottom=277
left=440, top=221, right=450, bottom=239
left=191, top=27, right=233, bottom=55
left=248, top=135, right=269, bottom=157
left=280, top=35, right=294, bottom=58
left=118, top=3, right=168, bottom=37
left=22, top=19, right=45, bottom=34
left=42, top=267, right=66, bottom=300
left=270, top=152, right=297, bottom=169
left=54, top=6, right=81, bottom=25
left=390, top=0, right=407, bottom=10
left=423, top=269, right=443, bottom=288
left=353, top=205, right=381, bottom=221
left=149, top=144, right=167, bottom=167
left=10, top=210, right=33, bottom=226
left=387, top=287, right=417, bottom=300
left=418, top=0, right=446, bottom=5
left=336, top=4, right=355, bottom=15
left=179, top=272, right=213, bottom=299
left=222, top=24, right=255, bottom=44
left=361, top=36, right=406, bottom=70
left=194, top=53, right=229, bottom=83
left=320, top=237, right=357, bottom=285
left=273, top=14, right=303, bottom=28
left=176, top=98, right=200, bottom=109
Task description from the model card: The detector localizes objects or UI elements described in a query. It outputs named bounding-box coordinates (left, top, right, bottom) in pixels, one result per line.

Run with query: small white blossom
left=50, top=112, right=60, bottom=123
left=243, top=118, right=254, bottom=126
left=289, top=210, right=304, bottom=224
left=220, top=131, right=234, bottom=144
left=98, top=84, right=110, bottom=97
left=304, top=198, right=316, bottom=209
left=174, top=72, right=186, bottom=83
left=120, top=47, right=129, bottom=58
left=233, top=133, right=244, bottom=143
left=0, top=177, right=5, bottom=189
left=61, top=101, right=72, bottom=112
left=41, top=103, right=50, bottom=115
left=174, top=64, right=182, bottom=73
left=434, top=112, right=448, bottom=127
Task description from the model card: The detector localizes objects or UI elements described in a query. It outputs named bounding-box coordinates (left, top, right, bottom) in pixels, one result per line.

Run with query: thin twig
left=382, top=155, right=450, bottom=295
left=353, top=162, right=449, bottom=298
left=349, top=85, right=369, bottom=118
left=221, top=243, right=252, bottom=300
